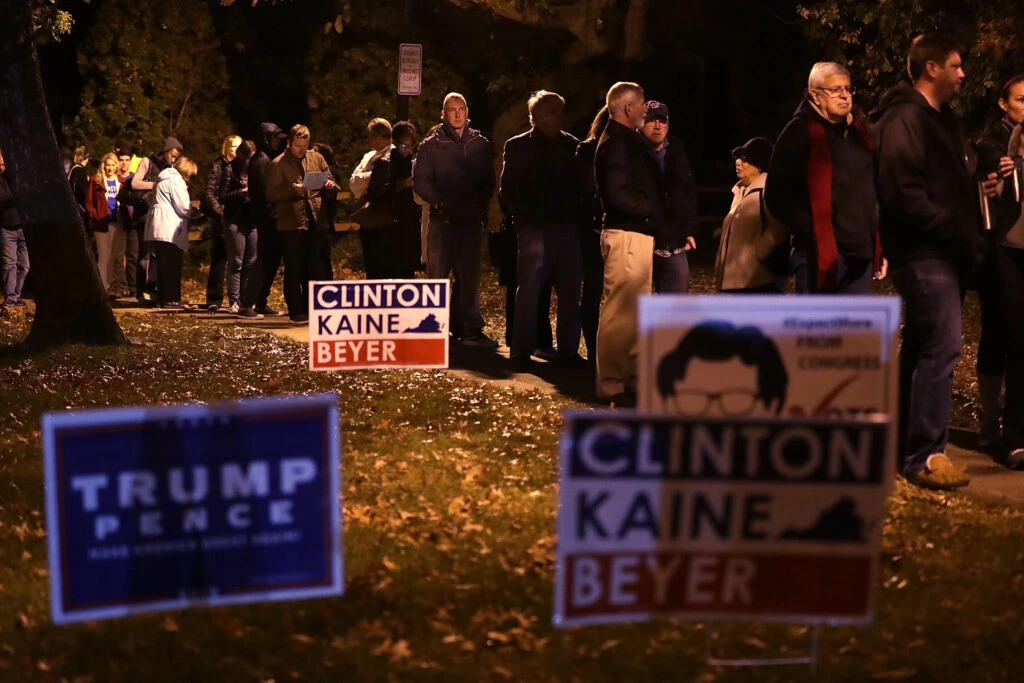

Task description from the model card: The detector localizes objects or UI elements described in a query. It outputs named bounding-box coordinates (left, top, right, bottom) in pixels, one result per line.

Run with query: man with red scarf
left=765, top=62, right=885, bottom=293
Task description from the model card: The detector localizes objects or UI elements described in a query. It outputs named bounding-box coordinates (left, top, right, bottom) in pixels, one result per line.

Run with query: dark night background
left=36, top=0, right=817, bottom=190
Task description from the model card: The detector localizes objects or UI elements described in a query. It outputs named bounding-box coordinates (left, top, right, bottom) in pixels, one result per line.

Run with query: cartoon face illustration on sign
left=656, top=320, right=789, bottom=416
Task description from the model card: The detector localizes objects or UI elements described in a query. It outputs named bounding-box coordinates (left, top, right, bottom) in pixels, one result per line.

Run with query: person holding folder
left=266, top=124, right=337, bottom=323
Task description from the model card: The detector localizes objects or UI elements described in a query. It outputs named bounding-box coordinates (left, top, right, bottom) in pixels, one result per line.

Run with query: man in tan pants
left=594, top=82, right=666, bottom=402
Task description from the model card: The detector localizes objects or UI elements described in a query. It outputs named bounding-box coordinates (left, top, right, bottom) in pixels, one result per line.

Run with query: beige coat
left=715, top=173, right=789, bottom=291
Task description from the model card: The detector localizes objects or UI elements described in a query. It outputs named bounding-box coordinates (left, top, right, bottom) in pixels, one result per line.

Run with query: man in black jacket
left=413, top=92, right=497, bottom=347
left=500, top=90, right=582, bottom=365
left=767, top=62, right=882, bottom=294
left=640, top=101, right=698, bottom=293
left=872, top=35, right=1000, bottom=490
left=239, top=122, right=287, bottom=318
left=595, top=81, right=663, bottom=401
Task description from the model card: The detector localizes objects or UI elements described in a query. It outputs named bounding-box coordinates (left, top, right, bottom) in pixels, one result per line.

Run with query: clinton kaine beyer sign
left=309, top=280, right=450, bottom=370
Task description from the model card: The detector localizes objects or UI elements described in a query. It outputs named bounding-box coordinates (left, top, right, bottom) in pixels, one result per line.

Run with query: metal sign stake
left=704, top=623, right=821, bottom=673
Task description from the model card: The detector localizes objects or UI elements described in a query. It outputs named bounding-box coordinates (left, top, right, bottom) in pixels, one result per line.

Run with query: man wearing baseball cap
left=640, top=101, right=698, bottom=293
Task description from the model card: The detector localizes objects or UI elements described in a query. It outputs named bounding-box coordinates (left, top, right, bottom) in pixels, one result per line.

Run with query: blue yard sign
left=42, top=393, right=343, bottom=625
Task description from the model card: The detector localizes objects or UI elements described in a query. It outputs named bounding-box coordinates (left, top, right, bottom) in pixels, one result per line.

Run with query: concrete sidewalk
left=112, top=303, right=1024, bottom=507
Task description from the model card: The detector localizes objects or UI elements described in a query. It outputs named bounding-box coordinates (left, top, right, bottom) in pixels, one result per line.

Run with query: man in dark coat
left=413, top=92, right=497, bottom=347
left=499, top=90, right=582, bottom=366
left=594, top=81, right=664, bottom=402
left=871, top=34, right=1000, bottom=490
left=239, top=122, right=288, bottom=318
left=265, top=124, right=337, bottom=323
left=767, top=62, right=883, bottom=294
left=639, top=101, right=699, bottom=293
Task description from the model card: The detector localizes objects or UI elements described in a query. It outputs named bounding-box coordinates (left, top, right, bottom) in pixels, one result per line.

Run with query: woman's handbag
left=350, top=199, right=396, bottom=230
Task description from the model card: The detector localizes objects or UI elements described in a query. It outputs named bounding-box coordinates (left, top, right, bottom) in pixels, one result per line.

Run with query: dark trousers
left=976, top=246, right=1007, bottom=377
left=579, top=226, right=604, bottom=362
left=996, top=246, right=1024, bottom=450
left=503, top=269, right=552, bottom=350
left=653, top=249, right=690, bottom=294
left=205, top=215, right=228, bottom=306
left=426, top=217, right=485, bottom=337
left=225, top=222, right=258, bottom=306
left=2, top=227, right=29, bottom=301
left=281, top=229, right=332, bottom=317
left=111, top=219, right=139, bottom=292
left=135, top=221, right=157, bottom=299
left=891, top=258, right=964, bottom=475
left=359, top=225, right=415, bottom=280
left=243, top=220, right=282, bottom=311
left=793, top=248, right=872, bottom=294
left=511, top=225, right=582, bottom=358
left=151, top=241, right=184, bottom=305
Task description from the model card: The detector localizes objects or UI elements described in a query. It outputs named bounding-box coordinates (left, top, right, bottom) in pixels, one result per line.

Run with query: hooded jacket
left=595, top=119, right=665, bottom=239
left=144, top=167, right=192, bottom=250
left=412, top=122, right=495, bottom=225
left=870, top=84, right=981, bottom=270
left=765, top=98, right=877, bottom=272
left=249, top=123, right=285, bottom=226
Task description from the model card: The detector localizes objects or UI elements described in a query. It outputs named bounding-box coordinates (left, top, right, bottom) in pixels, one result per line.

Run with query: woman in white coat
left=145, top=156, right=198, bottom=308
left=714, top=138, right=790, bottom=293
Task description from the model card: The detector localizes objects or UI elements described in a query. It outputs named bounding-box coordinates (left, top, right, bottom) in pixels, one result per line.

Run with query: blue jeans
left=224, top=223, right=258, bottom=306
left=2, top=227, right=29, bottom=302
left=653, top=249, right=690, bottom=294
left=792, top=248, right=872, bottom=294
left=511, top=225, right=582, bottom=358
left=891, top=258, right=963, bottom=475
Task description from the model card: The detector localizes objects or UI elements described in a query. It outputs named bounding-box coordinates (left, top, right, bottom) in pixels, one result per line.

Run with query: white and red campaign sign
left=638, top=294, right=900, bottom=434
left=309, top=280, right=449, bottom=371
left=553, top=413, right=892, bottom=627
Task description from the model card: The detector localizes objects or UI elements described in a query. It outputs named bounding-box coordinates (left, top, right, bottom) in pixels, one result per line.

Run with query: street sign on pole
left=398, top=43, right=422, bottom=97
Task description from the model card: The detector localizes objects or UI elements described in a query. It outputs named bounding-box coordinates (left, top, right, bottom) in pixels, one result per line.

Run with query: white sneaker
left=230, top=302, right=240, bottom=314
left=1008, top=449, right=1024, bottom=470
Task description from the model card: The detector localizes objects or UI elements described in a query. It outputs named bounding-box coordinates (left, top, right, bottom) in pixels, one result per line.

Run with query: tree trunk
left=0, top=0, right=128, bottom=349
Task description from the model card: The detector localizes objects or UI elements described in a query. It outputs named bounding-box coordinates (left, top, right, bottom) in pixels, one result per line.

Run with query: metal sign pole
left=704, top=623, right=821, bottom=673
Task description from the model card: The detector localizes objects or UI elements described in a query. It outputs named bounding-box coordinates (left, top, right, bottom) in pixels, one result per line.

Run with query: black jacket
left=499, top=128, right=580, bottom=228
left=976, top=117, right=1014, bottom=239
left=203, top=156, right=234, bottom=217
left=223, top=158, right=251, bottom=228
left=766, top=98, right=877, bottom=260
left=249, top=123, right=284, bottom=226
left=413, top=122, right=495, bottom=225
left=0, top=170, right=21, bottom=228
left=595, top=119, right=666, bottom=238
left=870, top=84, right=980, bottom=270
left=659, top=135, right=699, bottom=251
left=576, top=138, right=602, bottom=232
left=68, top=164, right=90, bottom=217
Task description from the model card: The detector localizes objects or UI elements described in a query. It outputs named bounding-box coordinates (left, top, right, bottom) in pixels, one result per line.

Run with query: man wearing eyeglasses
left=765, top=62, right=884, bottom=294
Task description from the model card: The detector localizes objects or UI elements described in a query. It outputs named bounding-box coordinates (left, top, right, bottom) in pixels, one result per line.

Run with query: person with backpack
left=714, top=138, right=789, bottom=293
left=765, top=62, right=885, bottom=294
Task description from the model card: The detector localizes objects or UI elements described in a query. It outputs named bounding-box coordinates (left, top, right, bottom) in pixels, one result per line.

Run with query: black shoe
left=259, top=306, right=285, bottom=317
left=290, top=314, right=309, bottom=323
left=206, top=303, right=220, bottom=313
left=237, top=307, right=263, bottom=319
left=161, top=302, right=183, bottom=310
left=508, top=354, right=537, bottom=369
left=462, top=332, right=499, bottom=348
left=7, top=299, right=26, bottom=308
left=553, top=353, right=587, bottom=368
left=534, top=346, right=558, bottom=361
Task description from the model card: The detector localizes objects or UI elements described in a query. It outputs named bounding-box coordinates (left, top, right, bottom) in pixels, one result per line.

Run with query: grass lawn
left=0, top=236, right=1021, bottom=681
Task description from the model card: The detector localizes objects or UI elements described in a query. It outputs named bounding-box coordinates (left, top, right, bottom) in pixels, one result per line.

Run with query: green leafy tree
left=798, top=0, right=1024, bottom=126
left=67, top=0, right=233, bottom=167
left=306, top=38, right=467, bottom=189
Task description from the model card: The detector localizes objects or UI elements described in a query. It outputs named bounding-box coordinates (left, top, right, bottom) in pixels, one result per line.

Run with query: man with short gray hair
left=594, top=81, right=663, bottom=403
left=765, top=61, right=883, bottom=294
